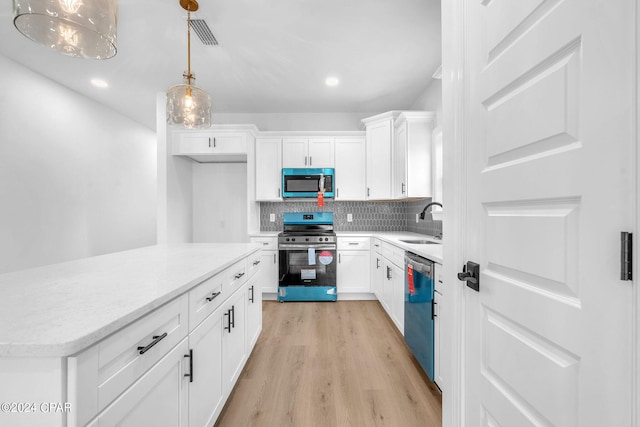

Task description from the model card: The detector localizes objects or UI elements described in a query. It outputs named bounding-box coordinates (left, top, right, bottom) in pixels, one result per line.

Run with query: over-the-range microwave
left=281, top=168, right=334, bottom=198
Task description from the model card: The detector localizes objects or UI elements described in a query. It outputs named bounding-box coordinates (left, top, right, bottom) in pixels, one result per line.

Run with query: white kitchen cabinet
left=89, top=338, right=189, bottom=427
left=337, top=237, right=371, bottom=295
left=172, top=130, right=249, bottom=163
left=433, top=262, right=444, bottom=389
left=187, top=306, right=224, bottom=427
left=392, top=112, right=435, bottom=199
left=282, top=137, right=334, bottom=168
left=334, top=137, right=366, bottom=200
left=363, top=112, right=398, bottom=200
left=376, top=240, right=406, bottom=335
left=246, top=279, right=263, bottom=352
left=390, top=261, right=404, bottom=335
left=371, top=239, right=384, bottom=301
left=249, top=237, right=279, bottom=293
left=255, top=138, right=282, bottom=201
left=221, top=286, right=247, bottom=395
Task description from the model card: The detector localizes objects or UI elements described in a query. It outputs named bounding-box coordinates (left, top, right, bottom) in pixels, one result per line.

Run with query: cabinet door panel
left=175, top=133, right=214, bottom=154
left=366, top=120, right=392, bottom=199
left=335, top=138, right=366, bottom=200
left=337, top=250, right=371, bottom=293
left=308, top=138, right=334, bottom=168
left=95, top=339, right=188, bottom=427
left=222, top=288, right=246, bottom=394
left=246, top=280, right=263, bottom=352
left=189, top=306, right=224, bottom=427
left=282, top=139, right=307, bottom=168
left=256, top=138, right=282, bottom=200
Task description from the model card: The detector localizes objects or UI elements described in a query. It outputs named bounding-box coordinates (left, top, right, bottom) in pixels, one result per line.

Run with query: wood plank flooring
left=215, top=300, right=442, bottom=427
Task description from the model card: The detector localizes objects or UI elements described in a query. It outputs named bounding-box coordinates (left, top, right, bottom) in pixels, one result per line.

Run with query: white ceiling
left=0, top=0, right=441, bottom=129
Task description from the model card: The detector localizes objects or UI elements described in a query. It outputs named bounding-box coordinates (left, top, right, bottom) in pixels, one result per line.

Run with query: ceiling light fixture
left=166, top=0, right=212, bottom=129
left=91, top=78, right=109, bottom=88
left=13, top=0, right=117, bottom=59
left=325, top=77, right=339, bottom=87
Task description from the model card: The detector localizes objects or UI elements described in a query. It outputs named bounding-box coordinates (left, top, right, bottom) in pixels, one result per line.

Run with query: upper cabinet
left=171, top=125, right=257, bottom=163
left=282, top=138, right=334, bottom=168
left=362, top=112, right=399, bottom=200
left=334, top=137, right=366, bottom=200
left=392, top=112, right=436, bottom=199
left=255, top=138, right=282, bottom=201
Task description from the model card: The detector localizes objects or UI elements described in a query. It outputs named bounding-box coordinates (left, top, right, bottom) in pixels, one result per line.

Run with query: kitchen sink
left=399, top=239, right=441, bottom=245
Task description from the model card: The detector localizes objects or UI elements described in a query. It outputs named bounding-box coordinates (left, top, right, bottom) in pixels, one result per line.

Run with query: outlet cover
left=416, top=213, right=419, bottom=223
left=347, top=213, right=353, bottom=222
left=270, top=213, right=276, bottom=222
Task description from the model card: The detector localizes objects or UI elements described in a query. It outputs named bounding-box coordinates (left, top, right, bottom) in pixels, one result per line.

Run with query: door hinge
left=621, top=232, right=632, bottom=281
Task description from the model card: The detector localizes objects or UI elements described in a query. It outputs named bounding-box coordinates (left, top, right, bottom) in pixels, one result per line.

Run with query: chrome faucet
left=419, top=202, right=443, bottom=220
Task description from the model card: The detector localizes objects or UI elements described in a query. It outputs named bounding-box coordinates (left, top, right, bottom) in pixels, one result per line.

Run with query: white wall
left=193, top=163, right=248, bottom=243
left=213, top=112, right=373, bottom=131
left=411, top=79, right=443, bottom=127
left=0, top=56, right=157, bottom=274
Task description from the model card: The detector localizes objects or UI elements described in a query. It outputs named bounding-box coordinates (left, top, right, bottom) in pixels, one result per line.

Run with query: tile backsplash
left=259, top=199, right=442, bottom=236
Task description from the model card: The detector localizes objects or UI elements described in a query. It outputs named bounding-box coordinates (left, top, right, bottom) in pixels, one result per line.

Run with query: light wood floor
left=215, top=300, right=442, bottom=427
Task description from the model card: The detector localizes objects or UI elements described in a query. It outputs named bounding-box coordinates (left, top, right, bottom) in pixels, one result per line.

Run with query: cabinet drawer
left=337, top=237, right=371, bottom=250
left=225, top=258, right=249, bottom=295
left=250, top=237, right=277, bottom=250
left=246, top=250, right=263, bottom=280
left=381, top=242, right=405, bottom=268
left=68, top=295, right=189, bottom=427
left=372, top=238, right=382, bottom=254
left=189, top=272, right=225, bottom=330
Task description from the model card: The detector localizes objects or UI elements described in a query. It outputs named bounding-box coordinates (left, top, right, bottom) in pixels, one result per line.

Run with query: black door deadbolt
left=457, top=261, right=480, bottom=292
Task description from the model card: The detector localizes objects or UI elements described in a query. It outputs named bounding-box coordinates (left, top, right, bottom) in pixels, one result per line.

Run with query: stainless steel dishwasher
left=404, top=251, right=435, bottom=381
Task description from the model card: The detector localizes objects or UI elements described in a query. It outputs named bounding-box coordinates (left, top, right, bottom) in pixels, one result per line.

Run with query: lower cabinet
left=246, top=279, right=263, bottom=352
left=376, top=241, right=405, bottom=335
left=249, top=237, right=279, bottom=293
left=188, top=305, right=225, bottom=427
left=337, top=237, right=372, bottom=297
left=88, top=338, right=189, bottom=427
left=69, top=253, right=262, bottom=427
left=222, top=286, right=247, bottom=395
left=390, top=262, right=404, bottom=335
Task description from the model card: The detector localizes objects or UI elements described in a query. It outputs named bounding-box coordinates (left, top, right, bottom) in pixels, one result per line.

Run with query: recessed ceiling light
left=91, top=78, right=109, bottom=88
left=325, top=76, right=339, bottom=87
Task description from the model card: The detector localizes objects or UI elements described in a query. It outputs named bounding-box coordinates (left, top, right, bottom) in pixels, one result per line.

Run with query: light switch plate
left=270, top=213, right=276, bottom=222
left=347, top=213, right=353, bottom=222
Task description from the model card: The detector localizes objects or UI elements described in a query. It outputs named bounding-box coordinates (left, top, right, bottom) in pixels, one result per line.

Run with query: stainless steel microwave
left=281, top=168, right=334, bottom=198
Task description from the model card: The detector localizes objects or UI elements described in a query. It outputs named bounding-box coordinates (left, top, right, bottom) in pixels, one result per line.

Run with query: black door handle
left=457, top=261, right=480, bottom=292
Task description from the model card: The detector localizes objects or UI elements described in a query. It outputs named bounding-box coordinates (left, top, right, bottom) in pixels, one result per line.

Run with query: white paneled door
left=462, top=1, right=635, bottom=426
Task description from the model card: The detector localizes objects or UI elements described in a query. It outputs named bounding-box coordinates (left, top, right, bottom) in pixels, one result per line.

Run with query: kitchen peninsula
left=0, top=243, right=262, bottom=427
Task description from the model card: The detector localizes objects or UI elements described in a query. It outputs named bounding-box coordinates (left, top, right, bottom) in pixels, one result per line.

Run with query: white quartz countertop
left=338, top=231, right=443, bottom=264
left=250, top=231, right=443, bottom=263
left=0, top=243, right=260, bottom=358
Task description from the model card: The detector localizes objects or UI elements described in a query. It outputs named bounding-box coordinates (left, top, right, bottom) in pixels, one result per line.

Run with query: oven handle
left=278, top=244, right=337, bottom=250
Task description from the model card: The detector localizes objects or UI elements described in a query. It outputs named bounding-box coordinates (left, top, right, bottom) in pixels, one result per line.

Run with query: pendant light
left=13, top=0, right=117, bottom=59
left=166, top=0, right=211, bottom=129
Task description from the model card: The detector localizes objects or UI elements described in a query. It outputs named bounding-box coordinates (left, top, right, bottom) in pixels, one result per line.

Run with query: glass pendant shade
left=167, top=77, right=212, bottom=129
left=13, top=0, right=117, bottom=59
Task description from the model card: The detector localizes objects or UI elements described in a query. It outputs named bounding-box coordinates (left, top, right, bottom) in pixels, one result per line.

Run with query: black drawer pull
left=249, top=285, right=255, bottom=303
left=205, top=291, right=221, bottom=302
left=231, top=305, right=235, bottom=329
left=184, top=349, right=193, bottom=382
left=253, top=260, right=261, bottom=266
left=137, top=332, right=168, bottom=355
left=234, top=272, right=245, bottom=280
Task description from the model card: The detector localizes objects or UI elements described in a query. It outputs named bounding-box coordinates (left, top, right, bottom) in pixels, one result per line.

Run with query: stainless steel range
left=277, top=212, right=337, bottom=302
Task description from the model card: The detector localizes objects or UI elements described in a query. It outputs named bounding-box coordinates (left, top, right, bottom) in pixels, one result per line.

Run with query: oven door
left=278, top=243, right=337, bottom=287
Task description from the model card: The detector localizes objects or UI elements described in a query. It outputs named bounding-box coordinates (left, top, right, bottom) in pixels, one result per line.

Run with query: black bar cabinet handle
left=137, top=332, right=168, bottom=355
left=224, top=311, right=231, bottom=333
left=253, top=260, right=261, bottom=266
left=249, top=285, right=255, bottom=303
left=231, top=305, right=235, bottom=328
left=205, top=291, right=221, bottom=302
left=234, top=272, right=245, bottom=280
left=184, top=349, right=193, bottom=383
